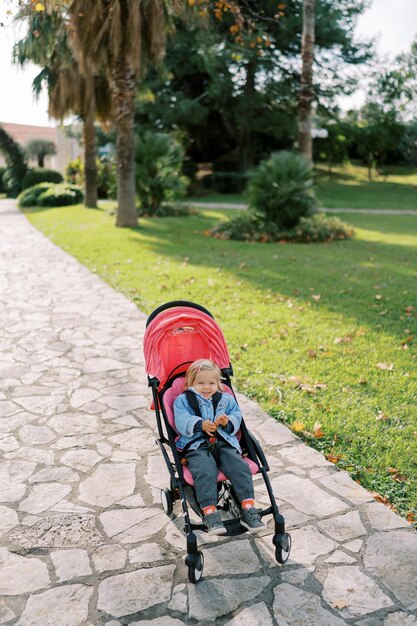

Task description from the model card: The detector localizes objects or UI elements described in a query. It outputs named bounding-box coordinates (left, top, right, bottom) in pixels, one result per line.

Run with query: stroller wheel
left=274, top=532, right=291, bottom=564
left=187, top=550, right=204, bottom=584
left=160, top=488, right=173, bottom=516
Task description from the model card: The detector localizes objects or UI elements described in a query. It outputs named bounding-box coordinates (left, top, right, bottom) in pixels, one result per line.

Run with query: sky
left=0, top=0, right=417, bottom=127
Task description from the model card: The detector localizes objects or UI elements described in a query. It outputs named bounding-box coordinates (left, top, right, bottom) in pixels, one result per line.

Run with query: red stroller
left=144, top=300, right=291, bottom=582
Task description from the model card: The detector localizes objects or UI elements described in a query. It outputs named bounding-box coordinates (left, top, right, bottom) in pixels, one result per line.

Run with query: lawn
left=191, top=163, right=417, bottom=212
left=24, top=202, right=417, bottom=524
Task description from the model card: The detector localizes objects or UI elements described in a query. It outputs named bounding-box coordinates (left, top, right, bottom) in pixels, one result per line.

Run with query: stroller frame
left=145, top=300, right=291, bottom=583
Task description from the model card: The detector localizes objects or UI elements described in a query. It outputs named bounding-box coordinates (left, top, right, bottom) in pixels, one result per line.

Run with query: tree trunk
left=298, top=0, right=315, bottom=162
left=112, top=62, right=138, bottom=228
left=238, top=60, right=256, bottom=171
left=38, top=155, right=44, bottom=167
left=83, top=84, right=98, bottom=209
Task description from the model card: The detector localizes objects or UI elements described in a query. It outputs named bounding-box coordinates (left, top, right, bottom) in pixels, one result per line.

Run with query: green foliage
left=248, top=151, right=317, bottom=229
left=66, top=158, right=84, bottom=186
left=135, top=130, right=189, bottom=215
left=18, top=182, right=83, bottom=208
left=0, top=167, right=7, bottom=194
left=22, top=168, right=63, bottom=190
left=25, top=138, right=56, bottom=168
left=202, top=172, right=248, bottom=194
left=210, top=211, right=353, bottom=243
left=0, top=125, right=29, bottom=197
left=137, top=203, right=197, bottom=218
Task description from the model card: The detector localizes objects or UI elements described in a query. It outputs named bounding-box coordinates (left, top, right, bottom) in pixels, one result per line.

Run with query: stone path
left=0, top=198, right=416, bottom=626
left=190, top=201, right=417, bottom=215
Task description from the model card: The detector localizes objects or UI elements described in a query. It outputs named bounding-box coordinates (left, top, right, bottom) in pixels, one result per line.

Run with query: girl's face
left=193, top=369, right=219, bottom=399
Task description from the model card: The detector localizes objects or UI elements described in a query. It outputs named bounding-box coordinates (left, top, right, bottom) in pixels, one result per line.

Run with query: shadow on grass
left=126, top=211, right=417, bottom=341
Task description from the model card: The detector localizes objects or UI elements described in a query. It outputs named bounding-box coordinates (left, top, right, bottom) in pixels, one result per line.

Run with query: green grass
left=190, top=163, right=417, bottom=212
left=24, top=203, right=417, bottom=523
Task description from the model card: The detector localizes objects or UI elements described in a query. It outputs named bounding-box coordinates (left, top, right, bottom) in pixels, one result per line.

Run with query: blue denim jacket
left=173, top=388, right=243, bottom=452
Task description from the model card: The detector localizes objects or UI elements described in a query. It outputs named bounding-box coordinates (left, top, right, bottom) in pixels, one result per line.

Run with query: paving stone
left=0, top=548, right=50, bottom=595
left=79, top=463, right=136, bottom=507
left=383, top=613, right=417, bottom=626
left=279, top=444, right=332, bottom=468
left=324, top=550, right=357, bottom=564
left=53, top=434, right=104, bottom=450
left=188, top=576, right=270, bottom=620
left=131, top=619, right=187, bottom=626
left=29, top=466, right=79, bottom=484
left=18, top=424, right=56, bottom=445
left=61, top=448, right=102, bottom=472
left=117, top=493, right=145, bottom=507
left=323, top=565, right=394, bottom=617
left=279, top=568, right=312, bottom=586
left=19, top=483, right=71, bottom=514
left=0, top=505, right=19, bottom=536
left=343, top=539, right=363, bottom=553
left=271, top=474, right=348, bottom=517
left=93, top=544, right=127, bottom=572
left=100, top=507, right=168, bottom=543
left=70, top=387, right=101, bottom=408
left=167, top=583, right=188, bottom=613
left=10, top=513, right=104, bottom=549
left=363, top=502, right=412, bottom=530
left=203, top=539, right=261, bottom=576
left=363, top=530, right=417, bottom=608
left=97, top=565, right=176, bottom=617
left=99, top=394, right=149, bottom=411
left=319, top=472, right=374, bottom=505
left=49, top=413, right=100, bottom=436
left=17, top=584, right=93, bottom=626
left=51, top=548, right=92, bottom=581
left=0, top=599, right=15, bottom=624
left=273, top=583, right=347, bottom=625
left=0, top=434, right=19, bottom=452
left=129, top=542, right=165, bottom=564
left=317, top=510, right=367, bottom=542
left=285, top=526, right=337, bottom=566
left=224, top=601, right=274, bottom=625
left=5, top=446, right=54, bottom=465
left=13, top=394, right=65, bottom=415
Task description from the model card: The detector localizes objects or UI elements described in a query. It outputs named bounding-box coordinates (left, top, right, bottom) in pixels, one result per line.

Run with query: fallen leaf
left=314, top=383, right=327, bottom=390
left=376, top=411, right=390, bottom=421
left=374, top=294, right=383, bottom=300
left=332, top=599, right=349, bottom=610
left=297, top=384, right=316, bottom=394
left=311, top=294, right=321, bottom=301
left=326, top=453, right=342, bottom=463
left=313, top=421, right=324, bottom=438
left=335, top=336, right=352, bottom=344
left=406, top=511, right=416, bottom=523
left=307, top=349, right=317, bottom=359
left=356, top=327, right=366, bottom=336
left=291, top=420, right=305, bottom=432
left=376, top=362, right=394, bottom=371
left=358, top=378, right=367, bottom=385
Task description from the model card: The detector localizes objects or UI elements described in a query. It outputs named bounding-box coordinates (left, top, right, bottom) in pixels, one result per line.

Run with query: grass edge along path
left=23, top=203, right=417, bottom=526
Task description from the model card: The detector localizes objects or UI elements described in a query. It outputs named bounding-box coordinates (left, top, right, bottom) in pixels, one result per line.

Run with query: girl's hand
left=202, top=420, right=217, bottom=434
left=215, top=414, right=229, bottom=427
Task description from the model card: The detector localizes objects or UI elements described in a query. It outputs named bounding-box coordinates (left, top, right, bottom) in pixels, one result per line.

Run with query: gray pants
left=186, top=438, right=254, bottom=509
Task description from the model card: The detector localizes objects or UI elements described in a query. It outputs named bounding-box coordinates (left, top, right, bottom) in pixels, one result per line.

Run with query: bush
left=202, top=172, right=248, bottom=194
left=66, top=158, right=84, bottom=186
left=210, top=212, right=354, bottom=243
left=22, top=168, right=63, bottom=190
left=248, top=151, right=316, bottom=229
left=0, top=167, right=7, bottom=194
left=18, top=182, right=83, bottom=208
left=135, top=130, right=189, bottom=215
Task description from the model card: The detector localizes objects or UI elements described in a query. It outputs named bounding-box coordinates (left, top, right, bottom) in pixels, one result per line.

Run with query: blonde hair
left=185, top=359, right=223, bottom=391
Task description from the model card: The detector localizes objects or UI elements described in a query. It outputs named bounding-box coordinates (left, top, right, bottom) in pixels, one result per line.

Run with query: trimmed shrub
left=22, top=168, right=63, bottom=190
left=37, top=184, right=83, bottom=207
left=210, top=212, right=354, bottom=243
left=18, top=182, right=83, bottom=208
left=248, top=151, right=316, bottom=229
left=137, top=203, right=197, bottom=218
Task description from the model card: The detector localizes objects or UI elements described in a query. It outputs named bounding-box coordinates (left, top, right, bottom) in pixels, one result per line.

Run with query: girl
left=174, top=359, right=265, bottom=535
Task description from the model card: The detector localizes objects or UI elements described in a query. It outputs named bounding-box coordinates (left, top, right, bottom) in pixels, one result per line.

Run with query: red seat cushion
left=162, top=377, right=258, bottom=485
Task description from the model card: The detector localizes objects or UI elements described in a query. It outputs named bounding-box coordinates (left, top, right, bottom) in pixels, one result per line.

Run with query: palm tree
left=13, top=6, right=111, bottom=208
left=298, top=0, right=315, bottom=162
left=69, top=0, right=166, bottom=227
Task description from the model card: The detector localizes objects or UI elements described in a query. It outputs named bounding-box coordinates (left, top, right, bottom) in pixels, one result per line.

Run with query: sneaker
left=240, top=507, right=266, bottom=533
left=204, top=511, right=227, bottom=536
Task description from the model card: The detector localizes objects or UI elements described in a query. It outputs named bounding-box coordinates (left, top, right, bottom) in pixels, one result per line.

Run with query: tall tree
left=25, top=138, right=57, bottom=167
left=12, top=6, right=110, bottom=208
left=298, top=0, right=315, bottom=161
left=69, top=0, right=166, bottom=227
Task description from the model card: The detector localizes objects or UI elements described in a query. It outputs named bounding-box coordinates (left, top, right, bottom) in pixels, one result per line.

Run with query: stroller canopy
left=144, top=301, right=231, bottom=389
